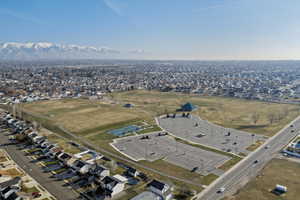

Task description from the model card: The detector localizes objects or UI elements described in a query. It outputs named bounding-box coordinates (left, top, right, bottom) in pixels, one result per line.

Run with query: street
left=196, top=116, right=300, bottom=200
left=0, top=129, right=80, bottom=200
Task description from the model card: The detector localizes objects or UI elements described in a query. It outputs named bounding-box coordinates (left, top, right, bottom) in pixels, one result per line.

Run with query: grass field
left=22, top=90, right=300, bottom=137
left=21, top=185, right=39, bottom=194
left=224, top=159, right=300, bottom=200
left=246, top=140, right=265, bottom=151
left=38, top=127, right=83, bottom=154
left=111, top=90, right=300, bottom=136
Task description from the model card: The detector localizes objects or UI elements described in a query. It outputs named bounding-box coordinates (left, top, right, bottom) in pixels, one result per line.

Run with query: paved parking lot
left=111, top=132, right=230, bottom=175
left=157, top=115, right=266, bottom=154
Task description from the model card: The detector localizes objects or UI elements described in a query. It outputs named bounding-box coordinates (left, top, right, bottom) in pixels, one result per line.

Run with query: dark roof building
left=147, top=180, right=172, bottom=200
left=180, top=102, right=197, bottom=112
left=148, top=180, right=166, bottom=191
left=0, top=177, right=21, bottom=190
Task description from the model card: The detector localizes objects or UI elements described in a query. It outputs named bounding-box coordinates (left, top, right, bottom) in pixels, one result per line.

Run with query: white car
left=217, top=187, right=226, bottom=193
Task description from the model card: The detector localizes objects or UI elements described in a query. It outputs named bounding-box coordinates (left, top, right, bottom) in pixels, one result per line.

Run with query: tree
left=251, top=112, right=260, bottom=124
left=268, top=113, right=276, bottom=124
left=283, top=107, right=290, bottom=117
left=164, top=108, right=169, bottom=115
left=174, top=185, right=194, bottom=200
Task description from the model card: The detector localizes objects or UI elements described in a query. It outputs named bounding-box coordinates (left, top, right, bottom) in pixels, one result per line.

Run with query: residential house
left=147, top=180, right=172, bottom=200
left=99, top=176, right=125, bottom=197
left=0, top=177, right=22, bottom=200
left=57, top=153, right=72, bottom=165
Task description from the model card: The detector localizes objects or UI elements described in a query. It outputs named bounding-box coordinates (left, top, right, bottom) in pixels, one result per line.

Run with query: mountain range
left=0, top=42, right=121, bottom=60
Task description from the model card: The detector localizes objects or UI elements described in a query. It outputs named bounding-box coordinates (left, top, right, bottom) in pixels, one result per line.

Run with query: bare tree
left=276, top=108, right=288, bottom=121
left=282, top=107, right=290, bottom=119
left=164, top=108, right=169, bottom=115
left=268, top=113, right=276, bottom=124
left=251, top=112, right=260, bottom=124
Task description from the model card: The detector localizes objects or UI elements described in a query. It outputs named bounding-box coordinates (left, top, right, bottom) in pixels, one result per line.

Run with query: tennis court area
left=107, top=125, right=140, bottom=136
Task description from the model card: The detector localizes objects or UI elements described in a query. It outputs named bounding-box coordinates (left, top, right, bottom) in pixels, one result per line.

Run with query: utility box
left=275, top=184, right=287, bottom=193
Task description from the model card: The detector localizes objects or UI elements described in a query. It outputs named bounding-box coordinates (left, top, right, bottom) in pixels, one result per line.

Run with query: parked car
left=217, top=187, right=226, bottom=193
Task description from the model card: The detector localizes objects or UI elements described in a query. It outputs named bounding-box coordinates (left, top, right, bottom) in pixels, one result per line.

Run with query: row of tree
left=251, top=108, right=293, bottom=125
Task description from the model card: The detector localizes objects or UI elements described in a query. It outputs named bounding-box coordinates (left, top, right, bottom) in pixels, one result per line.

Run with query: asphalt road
left=196, top=116, right=300, bottom=200
left=0, top=129, right=79, bottom=200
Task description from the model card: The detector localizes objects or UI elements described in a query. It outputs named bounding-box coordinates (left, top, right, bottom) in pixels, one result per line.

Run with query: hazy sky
left=1, top=0, right=300, bottom=60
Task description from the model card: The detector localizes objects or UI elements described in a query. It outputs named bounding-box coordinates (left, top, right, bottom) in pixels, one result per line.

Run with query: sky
left=0, top=0, right=300, bottom=60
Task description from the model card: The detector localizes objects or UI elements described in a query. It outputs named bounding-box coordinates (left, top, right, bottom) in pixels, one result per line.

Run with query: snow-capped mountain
left=0, top=42, right=120, bottom=60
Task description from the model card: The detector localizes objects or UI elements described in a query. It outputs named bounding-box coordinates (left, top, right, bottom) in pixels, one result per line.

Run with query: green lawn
left=246, top=140, right=265, bottom=151
left=22, top=185, right=39, bottom=194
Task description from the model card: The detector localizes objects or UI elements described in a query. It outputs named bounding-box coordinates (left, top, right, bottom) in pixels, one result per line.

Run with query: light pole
left=200, top=159, right=204, bottom=174
left=145, top=142, right=148, bottom=160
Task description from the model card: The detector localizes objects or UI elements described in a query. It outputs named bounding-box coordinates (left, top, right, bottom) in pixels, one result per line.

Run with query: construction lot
left=111, top=132, right=230, bottom=176
left=158, top=115, right=266, bottom=155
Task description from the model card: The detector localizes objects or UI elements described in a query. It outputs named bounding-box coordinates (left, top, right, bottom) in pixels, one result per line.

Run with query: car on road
left=217, top=187, right=226, bottom=193
left=32, top=192, right=41, bottom=198
left=191, top=167, right=199, bottom=172
left=253, top=160, right=259, bottom=164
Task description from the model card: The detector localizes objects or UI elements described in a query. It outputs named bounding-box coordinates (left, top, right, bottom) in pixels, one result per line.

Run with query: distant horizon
left=1, top=57, right=300, bottom=62
left=1, top=41, right=300, bottom=61
left=1, top=0, right=300, bottom=60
